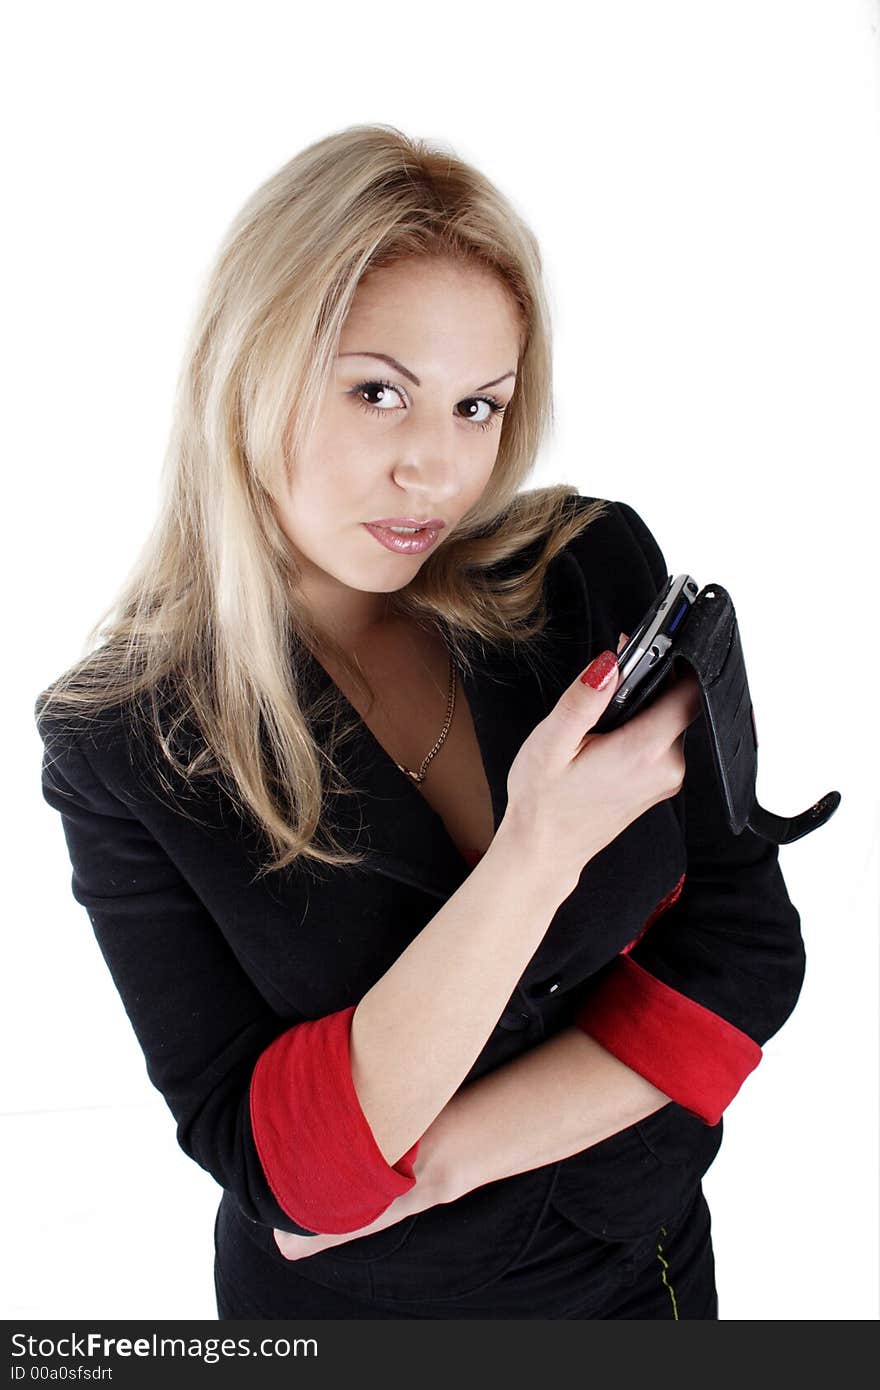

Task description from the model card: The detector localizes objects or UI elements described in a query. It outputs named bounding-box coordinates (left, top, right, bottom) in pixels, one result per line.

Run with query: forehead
left=342, top=259, right=522, bottom=347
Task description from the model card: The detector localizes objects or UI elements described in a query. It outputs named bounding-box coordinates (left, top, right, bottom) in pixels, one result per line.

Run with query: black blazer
left=35, top=495, right=804, bottom=1304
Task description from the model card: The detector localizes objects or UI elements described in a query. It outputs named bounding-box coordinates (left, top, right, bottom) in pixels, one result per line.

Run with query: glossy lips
left=362, top=522, right=443, bottom=554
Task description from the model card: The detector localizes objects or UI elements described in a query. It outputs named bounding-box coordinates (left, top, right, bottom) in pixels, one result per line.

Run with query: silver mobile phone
left=609, top=573, right=700, bottom=716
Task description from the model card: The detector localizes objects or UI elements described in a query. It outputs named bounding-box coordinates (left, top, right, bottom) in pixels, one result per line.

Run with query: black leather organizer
left=592, top=582, right=841, bottom=845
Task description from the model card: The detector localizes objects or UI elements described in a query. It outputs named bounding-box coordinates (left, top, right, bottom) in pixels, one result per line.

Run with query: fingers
left=666, top=667, right=702, bottom=726
left=550, top=649, right=622, bottom=759
left=550, top=632, right=699, bottom=765
left=629, top=666, right=701, bottom=745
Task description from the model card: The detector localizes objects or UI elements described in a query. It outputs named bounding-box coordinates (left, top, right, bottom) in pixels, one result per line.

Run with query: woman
left=35, top=123, right=804, bottom=1319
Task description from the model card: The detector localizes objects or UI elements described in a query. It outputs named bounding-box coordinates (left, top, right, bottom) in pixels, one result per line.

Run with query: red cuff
left=575, top=956, right=762, bottom=1125
left=249, top=1005, right=420, bottom=1234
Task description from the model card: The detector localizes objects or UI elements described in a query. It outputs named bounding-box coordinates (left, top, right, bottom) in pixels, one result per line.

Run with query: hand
left=501, top=628, right=701, bottom=894
left=271, top=1141, right=452, bottom=1261
left=273, top=1228, right=342, bottom=1261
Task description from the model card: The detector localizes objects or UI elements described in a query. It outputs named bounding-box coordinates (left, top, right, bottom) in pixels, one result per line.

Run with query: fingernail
left=580, top=650, right=618, bottom=689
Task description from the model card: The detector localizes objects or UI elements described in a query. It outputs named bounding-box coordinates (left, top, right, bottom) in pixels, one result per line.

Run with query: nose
left=391, top=412, right=462, bottom=505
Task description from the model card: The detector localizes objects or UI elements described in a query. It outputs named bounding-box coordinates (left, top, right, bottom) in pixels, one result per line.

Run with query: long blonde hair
left=35, top=123, right=608, bottom=877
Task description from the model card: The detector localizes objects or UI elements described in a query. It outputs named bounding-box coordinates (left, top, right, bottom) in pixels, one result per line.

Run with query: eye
left=353, top=380, right=406, bottom=413
left=349, top=380, right=507, bottom=433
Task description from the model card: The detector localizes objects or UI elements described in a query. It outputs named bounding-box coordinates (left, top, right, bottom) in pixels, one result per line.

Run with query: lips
left=362, top=521, right=443, bottom=555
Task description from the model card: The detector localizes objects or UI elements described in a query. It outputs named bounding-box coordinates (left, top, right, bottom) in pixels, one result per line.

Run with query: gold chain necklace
left=394, top=645, right=457, bottom=786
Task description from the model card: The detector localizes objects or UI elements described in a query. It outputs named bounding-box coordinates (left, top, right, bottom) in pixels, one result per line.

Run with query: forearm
left=420, top=1025, right=670, bottom=1202
left=298, top=1026, right=669, bottom=1252
left=350, top=817, right=572, bottom=1168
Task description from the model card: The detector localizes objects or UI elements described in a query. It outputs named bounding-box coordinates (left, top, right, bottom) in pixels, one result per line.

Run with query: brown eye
left=355, top=381, right=405, bottom=411
left=350, top=380, right=507, bottom=433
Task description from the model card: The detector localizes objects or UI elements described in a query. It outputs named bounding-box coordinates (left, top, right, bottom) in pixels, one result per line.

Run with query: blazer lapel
left=303, top=549, right=593, bottom=902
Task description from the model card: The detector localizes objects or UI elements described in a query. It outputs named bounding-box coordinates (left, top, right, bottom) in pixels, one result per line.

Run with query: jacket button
left=532, top=974, right=561, bottom=998
left=498, top=1008, right=532, bottom=1032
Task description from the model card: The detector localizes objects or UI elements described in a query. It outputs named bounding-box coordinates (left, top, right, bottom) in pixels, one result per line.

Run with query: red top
left=460, top=846, right=486, bottom=867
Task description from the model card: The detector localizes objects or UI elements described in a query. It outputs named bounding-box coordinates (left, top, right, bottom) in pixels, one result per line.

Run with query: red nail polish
left=580, top=650, right=618, bottom=689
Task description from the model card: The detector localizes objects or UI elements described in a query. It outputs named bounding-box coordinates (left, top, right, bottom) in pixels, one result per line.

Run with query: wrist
left=409, top=1114, right=463, bottom=1208
left=493, top=812, right=580, bottom=903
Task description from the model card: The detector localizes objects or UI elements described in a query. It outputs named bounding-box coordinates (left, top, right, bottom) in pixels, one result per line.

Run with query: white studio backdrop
left=3, top=0, right=878, bottom=1322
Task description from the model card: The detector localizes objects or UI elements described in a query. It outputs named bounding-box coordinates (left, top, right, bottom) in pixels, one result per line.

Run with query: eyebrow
left=337, top=351, right=516, bottom=393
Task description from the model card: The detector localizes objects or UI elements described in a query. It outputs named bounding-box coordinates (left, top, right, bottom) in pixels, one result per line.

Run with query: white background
left=3, top=0, right=878, bottom=1322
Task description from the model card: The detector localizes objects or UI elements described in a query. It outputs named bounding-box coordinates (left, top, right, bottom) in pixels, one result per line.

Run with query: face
left=275, top=257, right=522, bottom=642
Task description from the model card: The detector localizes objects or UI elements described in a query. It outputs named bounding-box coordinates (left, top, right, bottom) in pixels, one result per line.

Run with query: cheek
left=473, top=445, right=501, bottom=491
left=287, top=444, right=360, bottom=515
left=303, top=416, right=378, bottom=496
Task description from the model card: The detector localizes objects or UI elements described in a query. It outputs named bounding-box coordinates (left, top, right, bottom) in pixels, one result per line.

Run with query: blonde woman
left=35, top=124, right=803, bottom=1320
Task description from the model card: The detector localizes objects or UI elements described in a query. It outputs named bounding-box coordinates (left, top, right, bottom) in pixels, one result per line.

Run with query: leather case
left=593, top=582, right=841, bottom=845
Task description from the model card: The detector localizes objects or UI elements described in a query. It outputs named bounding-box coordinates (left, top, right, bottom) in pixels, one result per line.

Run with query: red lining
left=249, top=1005, right=420, bottom=1234
left=575, top=955, right=762, bottom=1125
left=461, top=846, right=485, bottom=866
left=621, top=871, right=686, bottom=955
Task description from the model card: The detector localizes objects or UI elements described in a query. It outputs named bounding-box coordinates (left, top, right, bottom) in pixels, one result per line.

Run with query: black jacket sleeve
left=36, top=718, right=420, bottom=1236
left=574, top=501, right=806, bottom=1124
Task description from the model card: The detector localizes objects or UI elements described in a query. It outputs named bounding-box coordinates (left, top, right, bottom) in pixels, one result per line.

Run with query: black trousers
left=214, top=1183, right=718, bottom=1320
